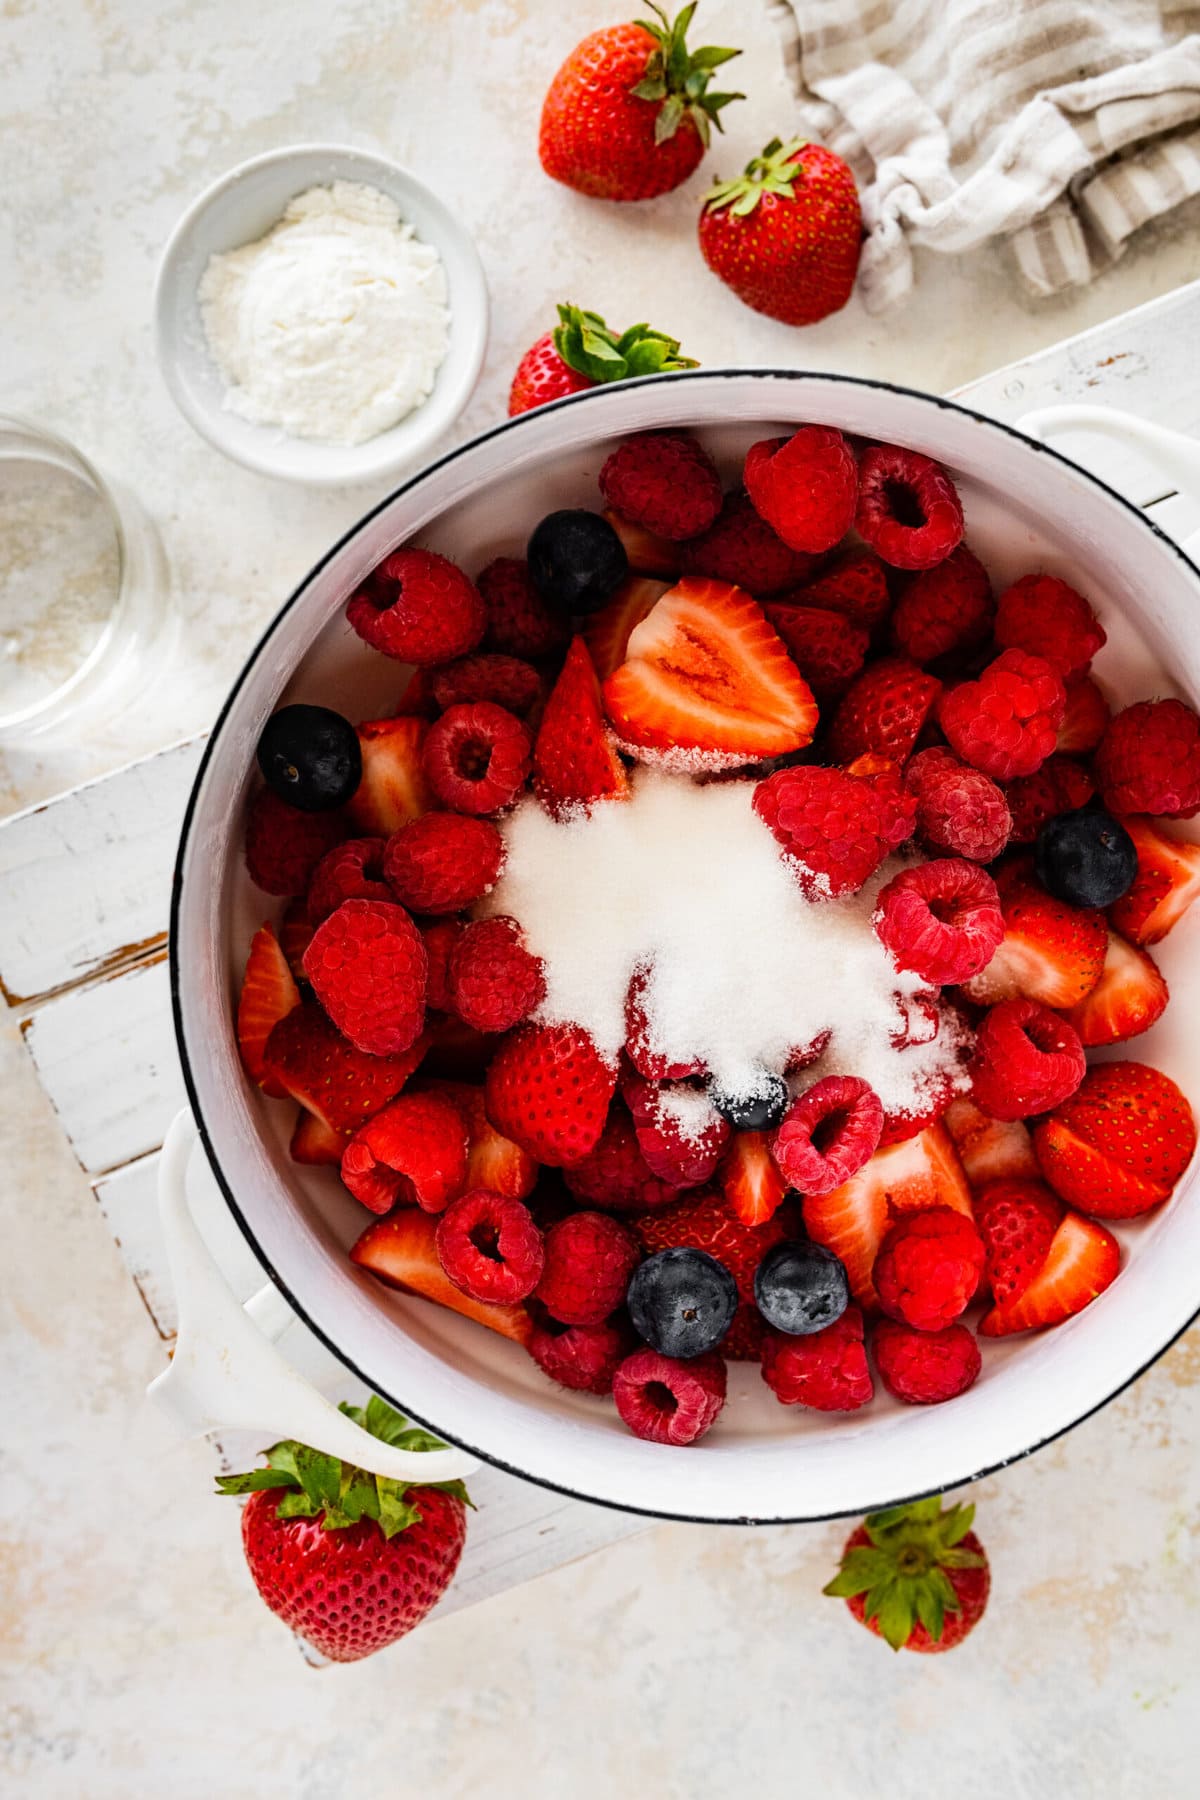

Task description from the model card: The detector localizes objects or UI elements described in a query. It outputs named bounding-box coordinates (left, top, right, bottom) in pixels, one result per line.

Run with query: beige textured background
left=2, top=3, right=1200, bottom=1795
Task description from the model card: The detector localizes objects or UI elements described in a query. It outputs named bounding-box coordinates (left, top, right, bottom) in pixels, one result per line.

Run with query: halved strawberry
left=421, top=1079, right=538, bottom=1200
left=1056, top=674, right=1110, bottom=754
left=942, top=1096, right=1040, bottom=1187
left=959, top=875, right=1107, bottom=1010
left=236, top=924, right=300, bottom=1098
left=1033, top=1059, right=1196, bottom=1218
left=278, top=899, right=316, bottom=983
left=582, top=576, right=670, bottom=680
left=485, top=1022, right=617, bottom=1167
left=290, top=1109, right=347, bottom=1165
left=827, top=657, right=941, bottom=765
left=802, top=1123, right=972, bottom=1310
left=351, top=1210, right=533, bottom=1345
left=532, top=636, right=629, bottom=814
left=1061, top=928, right=1168, bottom=1046
left=973, top=1176, right=1062, bottom=1306
left=263, top=1001, right=428, bottom=1136
left=719, top=1129, right=788, bottom=1227
left=602, top=511, right=680, bottom=581
left=760, top=602, right=869, bottom=702
left=790, top=549, right=892, bottom=633
left=1109, top=815, right=1200, bottom=946
left=345, top=716, right=433, bottom=835
left=602, top=577, right=818, bottom=765
left=979, top=1209, right=1119, bottom=1335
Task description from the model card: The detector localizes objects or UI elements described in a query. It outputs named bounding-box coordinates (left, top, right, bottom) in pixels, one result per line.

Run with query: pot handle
left=1017, top=405, right=1200, bottom=556
left=147, top=1111, right=479, bottom=1484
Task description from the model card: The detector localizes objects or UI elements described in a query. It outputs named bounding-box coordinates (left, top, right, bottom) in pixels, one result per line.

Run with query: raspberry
left=828, top=657, right=943, bottom=766
left=430, top=655, right=542, bottom=717
left=383, top=812, right=505, bottom=914
left=611, top=1348, right=727, bottom=1445
left=743, top=426, right=859, bottom=555
left=599, top=431, right=722, bottom=541
left=938, top=649, right=1066, bottom=780
left=890, top=545, right=993, bottom=663
left=1095, top=698, right=1200, bottom=818
left=773, top=1075, right=884, bottom=1196
left=855, top=444, right=964, bottom=570
left=307, top=837, right=390, bottom=923
left=752, top=764, right=915, bottom=899
left=761, top=602, right=869, bottom=701
left=622, top=1071, right=731, bottom=1187
left=760, top=1307, right=874, bottom=1411
left=485, top=1023, right=617, bottom=1167
left=528, top=1313, right=632, bottom=1394
left=476, top=556, right=569, bottom=659
left=1057, top=674, right=1111, bottom=755
left=873, top=1317, right=981, bottom=1404
left=245, top=789, right=346, bottom=897
left=873, top=1206, right=986, bottom=1332
left=420, top=919, right=462, bottom=1012
left=303, top=898, right=427, bottom=1057
left=563, top=1103, right=685, bottom=1212
left=970, top=998, right=1086, bottom=1120
left=874, top=858, right=1004, bottom=985
left=790, top=549, right=891, bottom=632
left=346, top=549, right=486, bottom=666
left=535, top=1211, right=641, bottom=1326
left=624, top=966, right=707, bottom=1083
left=341, top=1091, right=468, bottom=1213
left=435, top=1188, right=544, bottom=1303
left=906, top=752, right=1011, bottom=861
left=1004, top=755, right=1096, bottom=844
left=994, top=573, right=1106, bottom=677
left=447, top=915, right=545, bottom=1033
left=678, top=490, right=818, bottom=596
left=421, top=702, right=531, bottom=816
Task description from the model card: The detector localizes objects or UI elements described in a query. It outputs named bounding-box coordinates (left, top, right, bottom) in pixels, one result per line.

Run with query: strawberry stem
left=552, top=303, right=698, bottom=385
left=630, top=2, right=744, bottom=145
left=823, top=1494, right=985, bottom=1650
left=703, top=136, right=810, bottom=217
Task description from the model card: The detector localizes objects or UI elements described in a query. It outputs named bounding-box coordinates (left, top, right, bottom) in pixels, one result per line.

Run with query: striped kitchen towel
left=768, top=0, right=1200, bottom=310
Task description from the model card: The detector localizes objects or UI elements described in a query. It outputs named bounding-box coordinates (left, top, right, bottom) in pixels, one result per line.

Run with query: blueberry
left=1034, top=804, right=1137, bottom=909
left=528, top=510, right=628, bottom=616
left=256, top=705, right=361, bottom=812
left=627, top=1248, right=738, bottom=1359
left=709, top=1072, right=790, bottom=1132
left=754, top=1240, right=849, bottom=1336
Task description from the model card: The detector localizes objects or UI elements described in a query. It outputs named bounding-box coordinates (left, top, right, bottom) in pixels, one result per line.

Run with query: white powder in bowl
left=198, top=181, right=450, bottom=447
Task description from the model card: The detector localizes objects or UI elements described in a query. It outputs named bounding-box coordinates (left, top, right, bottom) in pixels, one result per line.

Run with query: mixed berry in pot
left=236, top=421, right=1200, bottom=1447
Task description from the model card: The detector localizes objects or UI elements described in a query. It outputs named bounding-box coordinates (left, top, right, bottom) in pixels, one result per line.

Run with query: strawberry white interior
left=175, top=373, right=1200, bottom=1522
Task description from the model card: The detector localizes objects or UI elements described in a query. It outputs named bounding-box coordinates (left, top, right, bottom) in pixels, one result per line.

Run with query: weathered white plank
left=22, top=956, right=184, bottom=1174
left=0, top=737, right=204, bottom=1007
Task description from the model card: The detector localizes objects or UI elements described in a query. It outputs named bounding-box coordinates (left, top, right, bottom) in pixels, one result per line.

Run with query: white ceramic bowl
left=171, top=372, right=1200, bottom=1522
left=154, top=144, right=488, bottom=486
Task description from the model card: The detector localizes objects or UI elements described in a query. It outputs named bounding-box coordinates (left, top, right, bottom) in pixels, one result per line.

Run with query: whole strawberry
left=218, top=1396, right=469, bottom=1662
left=509, top=303, right=697, bottom=416
left=824, top=1494, right=989, bottom=1653
left=539, top=4, right=742, bottom=202
left=699, top=136, right=861, bottom=325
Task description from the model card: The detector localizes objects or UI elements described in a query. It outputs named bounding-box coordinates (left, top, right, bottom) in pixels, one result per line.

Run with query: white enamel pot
left=167, top=372, right=1200, bottom=1523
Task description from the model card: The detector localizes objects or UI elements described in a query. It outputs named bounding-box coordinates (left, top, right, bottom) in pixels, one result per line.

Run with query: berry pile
left=236, top=421, right=1199, bottom=1449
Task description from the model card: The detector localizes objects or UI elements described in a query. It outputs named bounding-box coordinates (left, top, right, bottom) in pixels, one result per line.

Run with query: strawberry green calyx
left=553, top=303, right=699, bottom=386
left=216, top=1395, right=472, bottom=1539
left=823, top=1494, right=986, bottom=1650
left=631, top=2, right=744, bottom=146
left=704, top=136, right=810, bottom=218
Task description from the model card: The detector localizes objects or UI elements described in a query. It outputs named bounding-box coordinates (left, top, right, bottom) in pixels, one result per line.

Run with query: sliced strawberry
left=602, top=577, right=818, bottom=764
left=278, top=899, right=316, bottom=982
left=1056, top=674, right=1110, bottom=754
left=582, top=575, right=670, bottom=680
left=532, top=636, right=629, bottom=814
left=802, top=1123, right=972, bottom=1310
left=602, top=511, right=680, bottom=580
left=236, top=924, right=300, bottom=1098
left=790, top=549, right=892, bottom=632
left=1033, top=1059, right=1196, bottom=1219
left=485, top=1022, right=617, bottom=1167
left=719, top=1129, right=788, bottom=1227
left=959, top=875, right=1107, bottom=1010
left=263, top=1002, right=428, bottom=1136
left=1061, top=928, right=1168, bottom=1047
left=351, top=1210, right=533, bottom=1345
left=979, top=1209, right=1119, bottom=1335
left=421, top=1079, right=538, bottom=1200
left=345, top=716, right=433, bottom=835
left=1109, top=815, right=1200, bottom=946
left=827, top=657, right=942, bottom=765
left=973, top=1176, right=1062, bottom=1306
left=289, top=1109, right=347, bottom=1165
left=942, top=1096, right=1040, bottom=1187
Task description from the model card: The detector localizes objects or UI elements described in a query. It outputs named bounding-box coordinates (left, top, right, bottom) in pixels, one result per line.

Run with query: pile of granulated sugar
left=485, top=768, right=971, bottom=1124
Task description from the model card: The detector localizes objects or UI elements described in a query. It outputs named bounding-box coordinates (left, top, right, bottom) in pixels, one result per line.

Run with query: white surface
left=155, top=144, right=487, bottom=484
left=3, top=0, right=1200, bottom=1793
